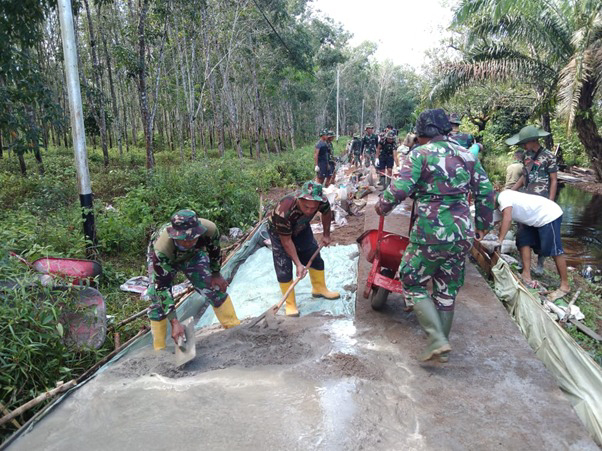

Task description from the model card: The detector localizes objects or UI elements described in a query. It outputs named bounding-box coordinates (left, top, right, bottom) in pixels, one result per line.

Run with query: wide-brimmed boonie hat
left=505, top=125, right=550, bottom=146
left=167, top=209, right=206, bottom=240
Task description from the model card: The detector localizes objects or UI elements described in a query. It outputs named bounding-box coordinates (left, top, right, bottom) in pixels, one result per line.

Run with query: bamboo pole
left=76, top=327, right=148, bottom=383
left=0, top=381, right=77, bottom=427
left=0, top=402, right=20, bottom=428
left=110, top=286, right=194, bottom=331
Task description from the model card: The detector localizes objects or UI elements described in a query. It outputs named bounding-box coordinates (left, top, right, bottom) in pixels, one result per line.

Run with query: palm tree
left=431, top=0, right=602, bottom=180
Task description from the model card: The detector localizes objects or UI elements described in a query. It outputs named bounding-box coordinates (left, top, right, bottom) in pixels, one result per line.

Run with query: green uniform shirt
left=378, top=138, right=494, bottom=244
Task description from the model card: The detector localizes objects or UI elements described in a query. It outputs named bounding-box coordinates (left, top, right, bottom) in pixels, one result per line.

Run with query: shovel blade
left=175, top=317, right=196, bottom=367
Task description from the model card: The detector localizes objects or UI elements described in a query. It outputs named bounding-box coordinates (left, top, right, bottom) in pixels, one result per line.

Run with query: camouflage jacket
left=327, top=141, right=335, bottom=162
left=377, top=138, right=494, bottom=245
left=379, top=139, right=397, bottom=157
left=362, top=134, right=378, bottom=153
left=268, top=194, right=330, bottom=237
left=522, top=147, right=557, bottom=197
left=149, top=220, right=222, bottom=276
left=448, top=131, right=474, bottom=149
left=351, top=138, right=362, bottom=154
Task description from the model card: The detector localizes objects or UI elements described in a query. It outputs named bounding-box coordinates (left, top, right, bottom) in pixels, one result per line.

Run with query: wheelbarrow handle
left=9, top=251, right=33, bottom=268
left=375, top=214, right=385, bottom=257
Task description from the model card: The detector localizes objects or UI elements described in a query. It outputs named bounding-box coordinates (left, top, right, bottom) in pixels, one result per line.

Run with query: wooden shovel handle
left=248, top=245, right=324, bottom=327
left=271, top=245, right=324, bottom=315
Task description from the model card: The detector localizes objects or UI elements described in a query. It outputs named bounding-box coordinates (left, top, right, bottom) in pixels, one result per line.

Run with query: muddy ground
left=9, top=184, right=598, bottom=450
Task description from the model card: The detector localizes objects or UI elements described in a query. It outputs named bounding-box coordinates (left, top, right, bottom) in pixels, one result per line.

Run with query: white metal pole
left=335, top=66, right=340, bottom=140
left=360, top=98, right=364, bottom=134
left=58, top=0, right=96, bottom=248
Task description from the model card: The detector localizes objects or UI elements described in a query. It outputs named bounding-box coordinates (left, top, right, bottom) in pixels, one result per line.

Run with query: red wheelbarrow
left=10, top=252, right=102, bottom=286
left=357, top=215, right=410, bottom=310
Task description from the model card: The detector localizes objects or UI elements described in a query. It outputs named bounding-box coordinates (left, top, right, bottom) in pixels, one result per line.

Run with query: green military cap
left=167, top=209, right=206, bottom=240
left=298, top=180, right=326, bottom=202
left=448, top=113, right=461, bottom=125
left=319, top=128, right=330, bottom=137
left=365, top=124, right=374, bottom=129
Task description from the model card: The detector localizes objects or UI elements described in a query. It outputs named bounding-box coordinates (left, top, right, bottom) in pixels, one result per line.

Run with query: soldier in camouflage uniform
left=448, top=113, right=475, bottom=149
left=146, top=209, right=240, bottom=350
left=375, top=109, right=495, bottom=362
left=314, top=129, right=332, bottom=186
left=267, top=181, right=340, bottom=317
left=376, top=130, right=398, bottom=189
left=326, top=130, right=337, bottom=187
left=507, top=125, right=558, bottom=274
left=361, top=124, right=378, bottom=167
left=350, top=135, right=363, bottom=167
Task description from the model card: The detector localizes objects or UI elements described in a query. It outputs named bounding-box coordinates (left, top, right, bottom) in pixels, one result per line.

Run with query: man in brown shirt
left=267, top=181, right=340, bottom=316
left=504, top=150, right=524, bottom=190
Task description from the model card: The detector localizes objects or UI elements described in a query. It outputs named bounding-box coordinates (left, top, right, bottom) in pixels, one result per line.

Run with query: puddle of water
left=555, top=184, right=602, bottom=279
left=326, top=319, right=357, bottom=354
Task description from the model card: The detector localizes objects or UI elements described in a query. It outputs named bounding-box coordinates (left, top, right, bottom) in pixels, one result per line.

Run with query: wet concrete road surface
left=9, top=195, right=598, bottom=450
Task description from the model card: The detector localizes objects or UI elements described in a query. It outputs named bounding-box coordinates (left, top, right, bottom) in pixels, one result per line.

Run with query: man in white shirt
left=494, top=190, right=570, bottom=301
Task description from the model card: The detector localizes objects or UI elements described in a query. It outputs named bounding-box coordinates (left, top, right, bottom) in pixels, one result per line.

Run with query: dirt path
left=9, top=193, right=598, bottom=450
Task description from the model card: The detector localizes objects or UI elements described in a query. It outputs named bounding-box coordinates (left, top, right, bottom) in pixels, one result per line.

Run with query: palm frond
left=557, top=5, right=602, bottom=129
left=430, top=56, right=551, bottom=103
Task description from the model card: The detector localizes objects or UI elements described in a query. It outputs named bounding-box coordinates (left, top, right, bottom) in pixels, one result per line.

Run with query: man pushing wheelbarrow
left=374, top=109, right=495, bottom=362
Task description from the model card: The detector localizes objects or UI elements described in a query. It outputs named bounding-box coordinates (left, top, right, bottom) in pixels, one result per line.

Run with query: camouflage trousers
left=399, top=239, right=472, bottom=311
left=146, top=247, right=228, bottom=321
left=364, top=150, right=376, bottom=167
left=268, top=226, right=324, bottom=283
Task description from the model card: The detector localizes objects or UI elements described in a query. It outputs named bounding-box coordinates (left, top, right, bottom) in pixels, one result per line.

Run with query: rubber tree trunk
left=575, top=79, right=602, bottom=182
left=83, top=0, right=109, bottom=168
left=136, top=0, right=154, bottom=170
left=540, top=111, right=554, bottom=150
left=102, top=27, right=123, bottom=157
left=18, top=153, right=27, bottom=176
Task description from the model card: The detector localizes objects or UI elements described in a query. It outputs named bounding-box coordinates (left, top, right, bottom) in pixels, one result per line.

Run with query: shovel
left=175, top=317, right=196, bottom=367
left=248, top=245, right=324, bottom=328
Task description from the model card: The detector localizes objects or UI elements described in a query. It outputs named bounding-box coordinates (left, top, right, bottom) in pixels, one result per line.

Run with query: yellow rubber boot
left=309, top=268, right=340, bottom=299
left=150, top=319, right=167, bottom=350
left=279, top=281, right=299, bottom=317
left=212, top=295, right=240, bottom=329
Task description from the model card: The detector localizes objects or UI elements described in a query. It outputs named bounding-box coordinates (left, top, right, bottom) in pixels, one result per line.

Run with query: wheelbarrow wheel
left=370, top=268, right=394, bottom=311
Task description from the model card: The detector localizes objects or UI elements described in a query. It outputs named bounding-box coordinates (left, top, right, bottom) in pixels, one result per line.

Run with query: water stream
left=555, top=184, right=602, bottom=280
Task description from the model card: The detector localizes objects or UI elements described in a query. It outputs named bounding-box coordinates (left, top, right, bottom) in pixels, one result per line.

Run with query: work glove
left=314, top=165, right=320, bottom=173
left=375, top=158, right=380, bottom=167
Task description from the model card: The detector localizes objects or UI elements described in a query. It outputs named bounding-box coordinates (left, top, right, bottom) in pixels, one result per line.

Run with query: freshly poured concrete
left=9, top=195, right=598, bottom=450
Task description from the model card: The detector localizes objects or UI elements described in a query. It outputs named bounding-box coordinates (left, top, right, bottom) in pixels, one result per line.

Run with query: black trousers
left=268, top=226, right=324, bottom=283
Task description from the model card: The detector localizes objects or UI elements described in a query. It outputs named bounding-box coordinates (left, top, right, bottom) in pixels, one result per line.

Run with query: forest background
left=1, top=0, right=601, bottom=441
